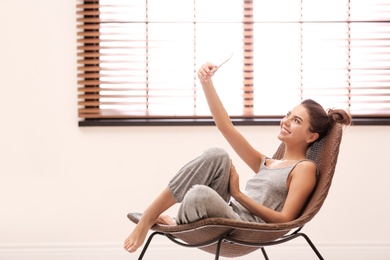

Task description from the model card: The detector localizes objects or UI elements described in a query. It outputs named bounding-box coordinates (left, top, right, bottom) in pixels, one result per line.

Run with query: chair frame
left=128, top=123, right=343, bottom=259
left=137, top=225, right=324, bottom=260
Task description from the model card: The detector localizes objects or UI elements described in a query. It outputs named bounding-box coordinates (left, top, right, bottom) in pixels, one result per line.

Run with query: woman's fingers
left=230, top=160, right=236, bottom=172
left=198, top=63, right=217, bottom=79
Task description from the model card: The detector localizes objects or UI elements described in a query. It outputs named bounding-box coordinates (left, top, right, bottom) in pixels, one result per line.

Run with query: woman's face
left=278, top=104, right=317, bottom=145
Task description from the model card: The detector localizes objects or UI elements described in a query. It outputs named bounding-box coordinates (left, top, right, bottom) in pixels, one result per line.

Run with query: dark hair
left=301, top=99, right=352, bottom=140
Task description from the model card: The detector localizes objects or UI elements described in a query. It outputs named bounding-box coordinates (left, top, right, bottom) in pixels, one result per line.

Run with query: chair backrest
left=272, top=123, right=343, bottom=224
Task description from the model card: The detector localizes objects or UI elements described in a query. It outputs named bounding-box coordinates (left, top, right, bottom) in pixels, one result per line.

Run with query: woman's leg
left=168, top=147, right=231, bottom=202
left=176, top=185, right=240, bottom=224
left=124, top=147, right=230, bottom=253
left=124, top=188, right=175, bottom=252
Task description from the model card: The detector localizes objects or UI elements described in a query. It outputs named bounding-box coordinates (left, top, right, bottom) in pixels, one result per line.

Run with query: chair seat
left=128, top=212, right=299, bottom=257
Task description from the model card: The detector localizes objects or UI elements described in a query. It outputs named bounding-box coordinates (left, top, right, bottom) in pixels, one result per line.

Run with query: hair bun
left=327, top=108, right=352, bottom=126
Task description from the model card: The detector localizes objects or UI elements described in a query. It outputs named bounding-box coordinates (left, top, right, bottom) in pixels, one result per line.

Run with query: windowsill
left=78, top=117, right=390, bottom=127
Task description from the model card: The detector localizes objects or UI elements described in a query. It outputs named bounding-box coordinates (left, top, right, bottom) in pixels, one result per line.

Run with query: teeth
left=281, top=128, right=290, bottom=134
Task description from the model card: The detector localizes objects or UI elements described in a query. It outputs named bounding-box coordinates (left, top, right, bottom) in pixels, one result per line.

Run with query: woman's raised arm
left=197, top=63, right=264, bottom=173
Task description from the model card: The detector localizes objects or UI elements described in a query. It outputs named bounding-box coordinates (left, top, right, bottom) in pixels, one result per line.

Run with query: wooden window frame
left=77, top=0, right=390, bottom=126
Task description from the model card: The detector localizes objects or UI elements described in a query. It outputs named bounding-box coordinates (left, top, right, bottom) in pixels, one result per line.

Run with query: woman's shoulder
left=292, top=159, right=318, bottom=177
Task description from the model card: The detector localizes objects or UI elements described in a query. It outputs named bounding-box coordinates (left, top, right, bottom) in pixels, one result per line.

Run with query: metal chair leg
left=214, top=238, right=223, bottom=260
left=298, top=233, right=324, bottom=260
left=261, top=247, right=269, bottom=260
left=138, top=231, right=164, bottom=260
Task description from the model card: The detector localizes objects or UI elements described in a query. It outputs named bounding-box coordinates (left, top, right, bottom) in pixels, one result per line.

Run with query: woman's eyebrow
left=294, top=115, right=303, bottom=122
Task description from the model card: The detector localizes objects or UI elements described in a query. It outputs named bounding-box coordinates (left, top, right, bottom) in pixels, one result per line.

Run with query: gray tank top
left=230, top=157, right=314, bottom=223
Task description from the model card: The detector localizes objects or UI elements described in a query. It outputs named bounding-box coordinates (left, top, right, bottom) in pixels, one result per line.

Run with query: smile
left=281, top=127, right=291, bottom=134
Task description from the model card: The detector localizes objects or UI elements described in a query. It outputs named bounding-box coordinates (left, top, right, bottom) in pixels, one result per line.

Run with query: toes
left=124, top=238, right=140, bottom=253
left=124, top=240, right=134, bottom=252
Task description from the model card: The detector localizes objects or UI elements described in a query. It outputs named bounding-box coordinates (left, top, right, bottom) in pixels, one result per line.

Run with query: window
left=77, top=0, right=390, bottom=126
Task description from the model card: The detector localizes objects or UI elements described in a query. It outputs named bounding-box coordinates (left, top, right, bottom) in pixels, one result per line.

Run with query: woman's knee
left=202, top=147, right=230, bottom=162
left=183, top=185, right=217, bottom=205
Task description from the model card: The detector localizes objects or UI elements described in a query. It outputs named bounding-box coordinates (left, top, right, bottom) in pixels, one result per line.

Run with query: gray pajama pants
left=167, top=147, right=241, bottom=224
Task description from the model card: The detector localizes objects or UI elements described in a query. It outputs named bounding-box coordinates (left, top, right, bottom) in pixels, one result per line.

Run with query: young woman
left=124, top=62, right=352, bottom=253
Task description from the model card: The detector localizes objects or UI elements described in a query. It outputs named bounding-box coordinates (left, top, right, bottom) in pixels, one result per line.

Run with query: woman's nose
left=282, top=117, right=291, bottom=125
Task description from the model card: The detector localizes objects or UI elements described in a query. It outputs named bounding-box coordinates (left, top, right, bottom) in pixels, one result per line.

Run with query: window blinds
left=77, top=0, right=390, bottom=121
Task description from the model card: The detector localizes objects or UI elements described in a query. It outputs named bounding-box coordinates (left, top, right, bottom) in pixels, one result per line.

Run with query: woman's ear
left=306, top=132, right=319, bottom=144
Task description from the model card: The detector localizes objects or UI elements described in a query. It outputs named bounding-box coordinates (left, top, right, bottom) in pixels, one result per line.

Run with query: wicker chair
left=128, top=123, right=344, bottom=260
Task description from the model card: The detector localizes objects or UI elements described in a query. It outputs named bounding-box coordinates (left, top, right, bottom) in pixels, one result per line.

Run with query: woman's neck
left=282, top=144, right=308, bottom=161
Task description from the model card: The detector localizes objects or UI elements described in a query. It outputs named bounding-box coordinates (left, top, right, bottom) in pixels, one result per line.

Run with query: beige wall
left=1, top=1, right=389, bottom=259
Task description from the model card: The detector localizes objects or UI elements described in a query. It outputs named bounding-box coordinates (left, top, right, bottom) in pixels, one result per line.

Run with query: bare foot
left=124, top=188, right=177, bottom=253
left=156, top=214, right=177, bottom=225
left=124, top=215, right=176, bottom=253
left=123, top=222, right=150, bottom=253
